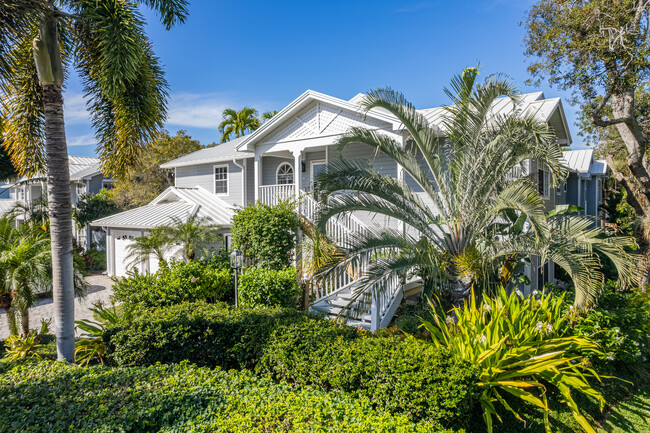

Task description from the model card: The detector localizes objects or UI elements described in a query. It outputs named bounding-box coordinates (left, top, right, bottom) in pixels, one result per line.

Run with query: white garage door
left=114, top=232, right=137, bottom=277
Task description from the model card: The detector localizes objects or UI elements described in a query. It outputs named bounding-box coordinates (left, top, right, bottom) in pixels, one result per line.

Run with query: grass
left=598, top=386, right=650, bottom=433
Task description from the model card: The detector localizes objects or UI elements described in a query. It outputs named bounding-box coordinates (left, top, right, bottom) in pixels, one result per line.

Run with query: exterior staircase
left=299, top=191, right=403, bottom=330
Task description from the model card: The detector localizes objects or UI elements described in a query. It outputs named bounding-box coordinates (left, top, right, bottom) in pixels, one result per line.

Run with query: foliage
left=566, top=281, right=650, bottom=371
left=393, top=304, right=435, bottom=335
left=163, top=214, right=223, bottom=261
left=2, top=319, right=50, bottom=361
left=523, top=0, right=650, bottom=217
left=238, top=266, right=300, bottom=308
left=111, top=255, right=232, bottom=309
left=422, top=286, right=606, bottom=433
left=109, top=130, right=202, bottom=208
left=0, top=361, right=449, bottom=433
left=125, top=226, right=171, bottom=269
left=77, top=248, right=107, bottom=274
left=0, top=118, right=16, bottom=181
left=75, top=304, right=135, bottom=366
left=314, top=71, right=637, bottom=309
left=257, top=320, right=479, bottom=430
left=103, top=302, right=316, bottom=369
left=231, top=200, right=299, bottom=269
left=73, top=188, right=120, bottom=228
left=218, top=107, right=261, bottom=143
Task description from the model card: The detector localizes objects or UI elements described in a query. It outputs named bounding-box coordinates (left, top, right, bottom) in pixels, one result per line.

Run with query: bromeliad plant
left=422, top=286, right=606, bottom=433
left=75, top=303, right=135, bottom=366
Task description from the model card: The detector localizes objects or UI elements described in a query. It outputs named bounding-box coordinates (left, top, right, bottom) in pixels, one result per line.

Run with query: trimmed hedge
left=103, top=302, right=331, bottom=369
left=0, top=361, right=454, bottom=433
left=238, top=266, right=301, bottom=308
left=111, top=257, right=232, bottom=308
left=257, top=320, right=479, bottom=429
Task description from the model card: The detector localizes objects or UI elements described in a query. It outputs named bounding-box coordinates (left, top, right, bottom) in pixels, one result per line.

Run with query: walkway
left=0, top=274, right=115, bottom=339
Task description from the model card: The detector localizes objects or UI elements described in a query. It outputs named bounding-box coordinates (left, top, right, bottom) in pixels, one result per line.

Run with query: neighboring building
left=94, top=89, right=605, bottom=330
left=0, top=156, right=113, bottom=248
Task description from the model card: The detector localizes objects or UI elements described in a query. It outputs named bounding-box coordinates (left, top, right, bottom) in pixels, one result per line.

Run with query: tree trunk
left=20, top=308, right=30, bottom=336
left=610, top=91, right=650, bottom=217
left=42, top=83, right=75, bottom=362
left=0, top=293, right=18, bottom=336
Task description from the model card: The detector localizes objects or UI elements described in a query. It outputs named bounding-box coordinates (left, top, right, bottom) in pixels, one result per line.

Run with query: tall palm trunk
left=43, top=83, right=75, bottom=361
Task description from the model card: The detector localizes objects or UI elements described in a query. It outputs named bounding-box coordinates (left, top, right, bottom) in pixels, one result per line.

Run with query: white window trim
left=538, top=162, right=551, bottom=199
left=276, top=162, right=294, bottom=185
left=310, top=160, right=326, bottom=186
left=213, top=164, right=229, bottom=196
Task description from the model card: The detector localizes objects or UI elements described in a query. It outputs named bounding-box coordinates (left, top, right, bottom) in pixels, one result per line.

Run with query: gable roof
left=236, top=90, right=402, bottom=152
left=91, top=186, right=234, bottom=229
left=160, top=136, right=250, bottom=169
left=11, top=156, right=106, bottom=185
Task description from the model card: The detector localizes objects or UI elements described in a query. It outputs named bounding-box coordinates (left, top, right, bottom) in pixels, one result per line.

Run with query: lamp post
left=229, top=248, right=243, bottom=308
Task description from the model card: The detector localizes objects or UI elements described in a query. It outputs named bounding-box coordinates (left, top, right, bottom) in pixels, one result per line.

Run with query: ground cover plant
left=0, top=361, right=451, bottom=433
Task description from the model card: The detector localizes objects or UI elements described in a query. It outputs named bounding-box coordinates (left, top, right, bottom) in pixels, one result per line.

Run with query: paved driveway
left=0, top=274, right=115, bottom=339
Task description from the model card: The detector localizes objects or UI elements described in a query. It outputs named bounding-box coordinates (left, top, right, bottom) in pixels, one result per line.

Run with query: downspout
left=233, top=158, right=245, bottom=206
left=577, top=177, right=581, bottom=214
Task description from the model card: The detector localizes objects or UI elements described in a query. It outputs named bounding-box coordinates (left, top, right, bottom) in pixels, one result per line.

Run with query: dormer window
left=214, top=165, right=228, bottom=195
left=277, top=163, right=294, bottom=185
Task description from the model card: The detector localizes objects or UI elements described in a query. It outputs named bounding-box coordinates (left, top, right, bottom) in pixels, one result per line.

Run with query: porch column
left=254, top=155, right=261, bottom=202
left=293, top=150, right=301, bottom=199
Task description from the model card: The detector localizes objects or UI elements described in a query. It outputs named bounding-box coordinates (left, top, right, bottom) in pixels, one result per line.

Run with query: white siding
left=176, top=162, right=244, bottom=206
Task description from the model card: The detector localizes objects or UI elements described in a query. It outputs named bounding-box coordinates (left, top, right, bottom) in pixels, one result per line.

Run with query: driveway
left=0, top=274, right=115, bottom=340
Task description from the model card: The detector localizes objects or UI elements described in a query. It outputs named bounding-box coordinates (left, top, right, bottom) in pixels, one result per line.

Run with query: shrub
left=567, top=281, right=650, bottom=371
left=111, top=256, right=232, bottom=308
left=231, top=200, right=299, bottom=269
left=0, top=361, right=451, bottom=433
left=422, top=286, right=605, bottom=433
left=257, top=320, right=478, bottom=430
left=103, top=302, right=320, bottom=369
left=238, top=266, right=300, bottom=308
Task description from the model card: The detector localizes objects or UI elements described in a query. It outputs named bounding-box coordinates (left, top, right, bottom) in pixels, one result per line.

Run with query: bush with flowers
left=111, top=253, right=233, bottom=309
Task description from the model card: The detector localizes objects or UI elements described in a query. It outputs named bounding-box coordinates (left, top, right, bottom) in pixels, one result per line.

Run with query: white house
left=92, top=89, right=608, bottom=330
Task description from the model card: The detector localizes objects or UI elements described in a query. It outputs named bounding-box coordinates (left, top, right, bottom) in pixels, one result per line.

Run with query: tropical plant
left=0, top=220, right=51, bottom=336
left=125, top=226, right=172, bottom=269
left=75, top=303, right=134, bottom=366
left=422, top=287, right=605, bottom=433
left=314, top=69, right=637, bottom=308
left=0, top=0, right=188, bottom=361
left=73, top=188, right=120, bottom=229
left=219, top=107, right=261, bottom=143
left=162, top=214, right=223, bottom=261
left=262, top=110, right=278, bottom=122
left=3, top=318, right=51, bottom=361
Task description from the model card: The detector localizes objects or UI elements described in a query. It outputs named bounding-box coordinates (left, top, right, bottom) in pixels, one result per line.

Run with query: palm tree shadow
left=600, top=387, right=650, bottom=432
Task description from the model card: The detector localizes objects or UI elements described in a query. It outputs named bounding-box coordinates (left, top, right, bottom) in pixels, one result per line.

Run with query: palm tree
left=0, top=0, right=188, bottom=361
left=219, top=107, right=261, bottom=143
left=0, top=217, right=51, bottom=336
left=125, top=226, right=171, bottom=270
left=262, top=110, right=278, bottom=123
left=163, top=214, right=223, bottom=261
left=315, top=69, right=637, bottom=309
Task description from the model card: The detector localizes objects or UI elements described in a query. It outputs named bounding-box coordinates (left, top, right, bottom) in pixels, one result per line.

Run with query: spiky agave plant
left=315, top=68, right=638, bottom=309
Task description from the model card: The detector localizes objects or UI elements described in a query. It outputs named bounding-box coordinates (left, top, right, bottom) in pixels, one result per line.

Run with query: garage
left=113, top=232, right=138, bottom=277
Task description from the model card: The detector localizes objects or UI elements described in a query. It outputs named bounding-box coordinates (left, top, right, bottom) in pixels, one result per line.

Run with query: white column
left=254, top=155, right=260, bottom=202
left=293, top=150, right=301, bottom=199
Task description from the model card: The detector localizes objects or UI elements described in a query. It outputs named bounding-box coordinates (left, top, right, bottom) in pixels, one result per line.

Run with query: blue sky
left=63, top=0, right=588, bottom=157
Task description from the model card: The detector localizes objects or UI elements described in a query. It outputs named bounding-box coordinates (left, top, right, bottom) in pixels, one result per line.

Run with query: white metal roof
left=562, top=149, right=593, bottom=174
left=11, top=156, right=105, bottom=184
left=159, top=136, right=250, bottom=169
left=91, top=186, right=234, bottom=229
left=590, top=159, right=608, bottom=176
left=0, top=199, right=18, bottom=215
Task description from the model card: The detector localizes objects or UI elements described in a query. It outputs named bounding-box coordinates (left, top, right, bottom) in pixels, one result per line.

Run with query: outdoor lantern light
left=229, top=248, right=243, bottom=307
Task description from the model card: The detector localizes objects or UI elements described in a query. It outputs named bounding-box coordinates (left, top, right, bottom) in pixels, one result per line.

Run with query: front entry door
left=310, top=161, right=326, bottom=191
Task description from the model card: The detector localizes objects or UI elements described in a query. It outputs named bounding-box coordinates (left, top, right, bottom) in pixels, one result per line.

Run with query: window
left=276, top=163, right=294, bottom=185
left=76, top=183, right=86, bottom=197
left=537, top=260, right=550, bottom=291
left=214, top=165, right=228, bottom=195
left=564, top=181, right=568, bottom=193
left=537, top=162, right=550, bottom=198
left=102, top=182, right=114, bottom=191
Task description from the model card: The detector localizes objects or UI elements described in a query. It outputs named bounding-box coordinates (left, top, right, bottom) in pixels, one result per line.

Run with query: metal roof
left=11, top=156, right=105, bottom=184
left=91, top=186, right=234, bottom=229
left=160, top=136, right=251, bottom=169
left=562, top=149, right=593, bottom=174
left=0, top=199, right=18, bottom=215
left=590, top=159, right=608, bottom=176
left=418, top=92, right=561, bottom=134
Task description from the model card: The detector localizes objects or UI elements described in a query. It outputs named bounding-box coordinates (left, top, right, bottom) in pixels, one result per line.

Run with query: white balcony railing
left=259, top=184, right=295, bottom=206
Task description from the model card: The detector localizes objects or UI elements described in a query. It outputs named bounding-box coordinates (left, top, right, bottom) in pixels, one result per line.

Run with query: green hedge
left=238, top=266, right=301, bottom=308
left=257, top=320, right=479, bottom=429
left=111, top=257, right=232, bottom=308
left=103, top=302, right=327, bottom=369
left=0, top=361, right=454, bottom=433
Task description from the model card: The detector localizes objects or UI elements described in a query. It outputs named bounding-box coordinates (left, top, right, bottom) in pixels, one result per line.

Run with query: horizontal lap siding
left=302, top=150, right=326, bottom=190
left=176, top=162, right=244, bottom=206
left=88, top=174, right=104, bottom=194
left=261, top=156, right=293, bottom=186
left=246, top=158, right=255, bottom=205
